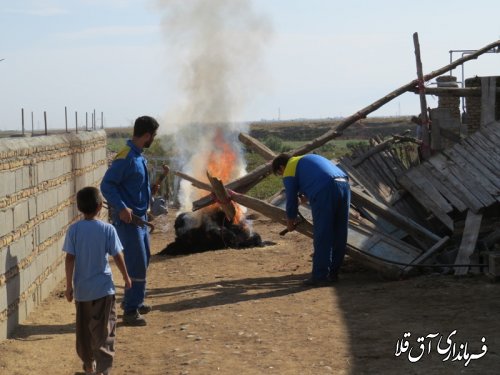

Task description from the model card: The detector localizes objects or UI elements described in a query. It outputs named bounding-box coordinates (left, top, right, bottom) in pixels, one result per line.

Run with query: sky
left=1, top=0, right=499, bottom=132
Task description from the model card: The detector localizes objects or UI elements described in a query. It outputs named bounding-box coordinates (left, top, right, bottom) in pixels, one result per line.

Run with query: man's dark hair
left=133, top=116, right=160, bottom=137
left=271, top=153, right=291, bottom=175
left=77, top=186, right=103, bottom=215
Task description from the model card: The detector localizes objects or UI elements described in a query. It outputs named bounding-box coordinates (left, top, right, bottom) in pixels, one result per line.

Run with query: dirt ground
left=1, top=209, right=499, bottom=375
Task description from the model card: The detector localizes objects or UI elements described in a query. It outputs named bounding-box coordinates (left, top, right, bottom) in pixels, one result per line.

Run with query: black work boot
left=123, top=310, right=147, bottom=326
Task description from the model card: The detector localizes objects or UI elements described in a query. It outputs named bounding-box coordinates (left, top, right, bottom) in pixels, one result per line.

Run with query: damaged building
left=177, top=37, right=500, bottom=281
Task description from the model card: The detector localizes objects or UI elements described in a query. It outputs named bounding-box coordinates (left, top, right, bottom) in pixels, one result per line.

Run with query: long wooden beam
left=410, top=87, right=499, bottom=97
left=413, top=32, right=431, bottom=159
left=207, top=172, right=236, bottom=222
left=238, top=133, right=276, bottom=161
left=350, top=185, right=441, bottom=243
left=191, top=39, right=500, bottom=210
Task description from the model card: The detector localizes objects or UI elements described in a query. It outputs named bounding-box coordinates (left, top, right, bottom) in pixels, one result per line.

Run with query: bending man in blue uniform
left=272, top=153, right=351, bottom=287
left=101, top=116, right=159, bottom=325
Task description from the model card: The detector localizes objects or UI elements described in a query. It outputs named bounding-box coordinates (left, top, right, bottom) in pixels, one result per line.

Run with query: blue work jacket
left=283, top=154, right=348, bottom=219
left=101, top=140, right=150, bottom=218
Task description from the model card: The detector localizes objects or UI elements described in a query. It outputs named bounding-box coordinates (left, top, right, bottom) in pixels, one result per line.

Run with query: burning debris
left=159, top=208, right=262, bottom=256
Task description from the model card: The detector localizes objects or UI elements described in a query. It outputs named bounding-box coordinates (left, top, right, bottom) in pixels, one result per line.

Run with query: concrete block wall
left=0, top=130, right=108, bottom=339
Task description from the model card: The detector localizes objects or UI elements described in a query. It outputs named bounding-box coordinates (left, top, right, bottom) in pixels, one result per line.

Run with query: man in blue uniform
left=101, top=115, right=159, bottom=325
left=272, top=153, right=351, bottom=287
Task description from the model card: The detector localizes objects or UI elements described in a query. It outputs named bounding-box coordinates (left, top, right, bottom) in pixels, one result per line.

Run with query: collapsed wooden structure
left=176, top=36, right=500, bottom=279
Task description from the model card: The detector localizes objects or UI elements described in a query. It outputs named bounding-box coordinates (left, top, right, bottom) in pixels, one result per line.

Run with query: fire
left=206, top=128, right=238, bottom=183
left=204, top=128, right=245, bottom=224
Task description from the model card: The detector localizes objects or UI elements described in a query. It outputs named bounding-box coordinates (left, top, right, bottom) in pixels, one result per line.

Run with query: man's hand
left=65, top=286, right=73, bottom=302
left=119, top=207, right=133, bottom=224
left=124, top=275, right=132, bottom=290
left=286, top=218, right=297, bottom=232
left=298, top=194, right=308, bottom=205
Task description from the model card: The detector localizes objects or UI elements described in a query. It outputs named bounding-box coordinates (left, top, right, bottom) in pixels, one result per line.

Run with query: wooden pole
left=85, top=112, right=88, bottom=131
left=191, top=38, right=500, bottom=211
left=31, top=111, right=34, bottom=135
left=101, top=112, right=104, bottom=129
left=207, top=172, right=236, bottom=222
left=44, top=111, right=47, bottom=135
left=174, top=171, right=211, bottom=191
left=232, top=193, right=314, bottom=238
left=409, top=86, right=492, bottom=97
left=174, top=170, right=313, bottom=237
left=75, top=112, right=78, bottom=133
left=65, top=106, right=68, bottom=133
left=21, top=108, right=25, bottom=135
left=238, top=133, right=276, bottom=161
left=413, top=32, right=431, bottom=159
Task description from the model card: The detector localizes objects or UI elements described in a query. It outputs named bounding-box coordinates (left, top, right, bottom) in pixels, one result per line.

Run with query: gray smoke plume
left=156, top=0, right=272, bottom=210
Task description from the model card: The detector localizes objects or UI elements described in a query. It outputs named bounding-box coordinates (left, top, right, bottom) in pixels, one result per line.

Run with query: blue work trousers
left=114, top=218, right=150, bottom=313
left=310, top=179, right=351, bottom=280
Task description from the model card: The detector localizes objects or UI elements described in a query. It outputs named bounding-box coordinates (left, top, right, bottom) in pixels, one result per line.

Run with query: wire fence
left=0, top=107, right=105, bottom=138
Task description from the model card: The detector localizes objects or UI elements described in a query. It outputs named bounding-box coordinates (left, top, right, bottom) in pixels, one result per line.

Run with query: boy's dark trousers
left=76, top=295, right=116, bottom=374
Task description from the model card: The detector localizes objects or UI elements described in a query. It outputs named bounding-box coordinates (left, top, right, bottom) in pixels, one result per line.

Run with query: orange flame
left=203, top=128, right=245, bottom=224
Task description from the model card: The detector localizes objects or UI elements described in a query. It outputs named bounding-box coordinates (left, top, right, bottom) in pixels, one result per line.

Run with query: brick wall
left=0, top=131, right=108, bottom=339
left=436, top=75, right=460, bottom=120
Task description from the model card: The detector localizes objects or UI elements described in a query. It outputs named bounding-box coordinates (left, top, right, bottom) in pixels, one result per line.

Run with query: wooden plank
left=462, top=138, right=500, bottom=187
left=452, top=143, right=500, bottom=191
left=350, top=185, right=442, bottom=243
left=481, top=77, right=496, bottom=126
left=432, top=154, right=495, bottom=212
left=431, top=114, right=442, bottom=150
left=482, top=123, right=500, bottom=144
left=402, top=235, right=450, bottom=276
left=238, top=133, right=276, bottom=161
left=404, top=167, right=453, bottom=213
left=443, top=148, right=500, bottom=200
left=473, top=129, right=500, bottom=151
left=353, top=157, right=393, bottom=202
left=427, top=154, right=484, bottom=212
left=267, top=191, right=424, bottom=279
left=351, top=142, right=394, bottom=196
left=470, top=133, right=500, bottom=166
left=339, top=158, right=379, bottom=200
left=232, top=193, right=315, bottom=238
left=369, top=151, right=400, bottom=191
left=438, top=153, right=495, bottom=208
left=481, top=122, right=500, bottom=140
left=397, top=173, right=454, bottom=231
left=460, top=138, right=500, bottom=176
left=207, top=172, right=236, bottom=222
left=419, top=162, right=468, bottom=212
left=377, top=147, right=422, bottom=218
left=346, top=224, right=422, bottom=278
left=485, top=131, right=500, bottom=152
left=454, top=211, right=483, bottom=276
left=382, top=147, right=407, bottom=177
left=475, top=130, right=500, bottom=152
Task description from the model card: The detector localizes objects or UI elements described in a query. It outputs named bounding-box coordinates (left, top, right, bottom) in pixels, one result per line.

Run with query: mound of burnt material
left=159, top=209, right=262, bottom=256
